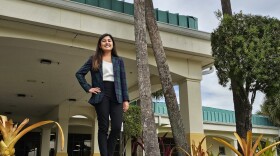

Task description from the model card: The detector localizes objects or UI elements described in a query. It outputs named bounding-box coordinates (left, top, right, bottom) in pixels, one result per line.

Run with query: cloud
left=201, top=72, right=234, bottom=111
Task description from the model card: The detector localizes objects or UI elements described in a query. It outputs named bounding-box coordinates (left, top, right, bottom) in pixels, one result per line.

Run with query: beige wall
left=68, top=125, right=92, bottom=134
left=206, top=136, right=234, bottom=156
left=0, top=0, right=211, bottom=55
left=0, top=0, right=212, bottom=62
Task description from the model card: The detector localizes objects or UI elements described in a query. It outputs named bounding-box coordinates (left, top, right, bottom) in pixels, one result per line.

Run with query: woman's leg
left=94, top=97, right=110, bottom=156
left=107, top=101, right=123, bottom=156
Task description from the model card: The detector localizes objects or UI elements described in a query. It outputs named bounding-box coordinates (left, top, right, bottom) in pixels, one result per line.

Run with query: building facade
left=0, top=0, right=278, bottom=156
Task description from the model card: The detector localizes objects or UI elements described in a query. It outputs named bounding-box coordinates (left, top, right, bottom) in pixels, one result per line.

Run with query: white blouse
left=102, top=61, right=114, bottom=81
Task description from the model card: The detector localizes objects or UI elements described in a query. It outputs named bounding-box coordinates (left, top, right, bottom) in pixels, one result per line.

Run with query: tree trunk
left=220, top=0, right=252, bottom=152
left=220, top=0, right=253, bottom=152
left=133, top=0, right=161, bottom=155
left=221, top=0, right=232, bottom=16
left=231, top=79, right=252, bottom=154
left=145, top=0, right=190, bottom=153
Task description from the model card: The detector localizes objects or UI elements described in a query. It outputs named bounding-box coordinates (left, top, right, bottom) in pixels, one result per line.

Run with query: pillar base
left=186, top=133, right=207, bottom=154
left=56, top=152, right=68, bottom=156
left=91, top=153, right=100, bottom=156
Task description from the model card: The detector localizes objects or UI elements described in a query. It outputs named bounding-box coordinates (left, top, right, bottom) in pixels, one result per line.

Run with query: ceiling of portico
left=0, top=16, right=211, bottom=122
left=0, top=37, right=185, bottom=121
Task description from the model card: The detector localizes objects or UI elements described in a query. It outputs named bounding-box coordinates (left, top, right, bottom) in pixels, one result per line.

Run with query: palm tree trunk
left=221, top=0, right=232, bottom=16
left=133, top=0, right=161, bottom=155
left=145, top=0, right=190, bottom=152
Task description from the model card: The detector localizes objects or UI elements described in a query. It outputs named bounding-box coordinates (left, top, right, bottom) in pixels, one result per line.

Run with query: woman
left=76, top=33, right=129, bottom=156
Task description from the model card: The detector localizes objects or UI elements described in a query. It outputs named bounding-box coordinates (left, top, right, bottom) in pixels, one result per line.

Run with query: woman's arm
left=75, top=57, right=92, bottom=92
left=120, top=58, right=129, bottom=102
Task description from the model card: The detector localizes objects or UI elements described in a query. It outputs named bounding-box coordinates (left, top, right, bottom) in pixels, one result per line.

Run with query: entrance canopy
left=0, top=0, right=212, bottom=123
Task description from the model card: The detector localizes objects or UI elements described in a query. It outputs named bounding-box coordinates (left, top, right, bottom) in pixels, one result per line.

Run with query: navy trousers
left=94, top=81, right=123, bottom=156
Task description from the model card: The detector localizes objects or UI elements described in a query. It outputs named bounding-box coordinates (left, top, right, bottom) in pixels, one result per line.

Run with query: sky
left=125, top=0, right=280, bottom=113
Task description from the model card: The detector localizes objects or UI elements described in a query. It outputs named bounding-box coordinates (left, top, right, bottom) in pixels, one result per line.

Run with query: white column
left=41, top=126, right=51, bottom=156
left=179, top=79, right=204, bottom=133
left=233, top=139, right=238, bottom=156
left=55, top=118, right=69, bottom=156
left=126, top=138, right=132, bottom=156
left=91, top=119, right=95, bottom=155
left=178, top=78, right=205, bottom=149
left=55, top=103, right=70, bottom=156
left=92, top=117, right=100, bottom=156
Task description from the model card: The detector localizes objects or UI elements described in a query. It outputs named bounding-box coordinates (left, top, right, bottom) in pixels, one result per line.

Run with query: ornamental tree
left=259, top=93, right=280, bottom=126
left=211, top=12, right=280, bottom=141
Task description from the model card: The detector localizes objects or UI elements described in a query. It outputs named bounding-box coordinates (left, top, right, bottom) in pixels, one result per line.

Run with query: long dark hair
left=92, top=33, right=118, bottom=70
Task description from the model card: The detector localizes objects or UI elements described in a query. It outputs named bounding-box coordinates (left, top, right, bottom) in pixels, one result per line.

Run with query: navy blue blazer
left=75, top=56, right=129, bottom=105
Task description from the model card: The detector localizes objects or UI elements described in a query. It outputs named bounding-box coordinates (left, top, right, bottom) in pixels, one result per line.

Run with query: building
left=153, top=102, right=280, bottom=156
left=0, top=0, right=279, bottom=156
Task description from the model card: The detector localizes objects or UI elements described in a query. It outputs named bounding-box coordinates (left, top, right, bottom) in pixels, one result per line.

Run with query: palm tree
left=133, top=0, right=161, bottom=155
left=258, top=94, right=280, bottom=126
left=0, top=115, right=64, bottom=156
left=145, top=0, right=190, bottom=152
left=151, top=89, right=164, bottom=100
left=220, top=0, right=232, bottom=16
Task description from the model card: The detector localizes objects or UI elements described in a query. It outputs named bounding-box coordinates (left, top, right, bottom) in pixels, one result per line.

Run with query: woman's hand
left=123, top=101, right=129, bottom=112
left=89, top=87, right=101, bottom=94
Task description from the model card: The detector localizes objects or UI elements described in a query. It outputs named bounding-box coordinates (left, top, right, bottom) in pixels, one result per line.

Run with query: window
left=68, top=134, right=91, bottom=156
left=14, top=132, right=41, bottom=156
left=219, top=146, right=226, bottom=155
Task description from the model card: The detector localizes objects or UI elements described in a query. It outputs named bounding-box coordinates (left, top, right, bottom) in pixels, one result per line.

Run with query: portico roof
left=0, top=0, right=213, bottom=123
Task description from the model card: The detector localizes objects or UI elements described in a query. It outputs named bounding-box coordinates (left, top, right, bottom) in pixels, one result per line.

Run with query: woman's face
left=100, top=36, right=113, bottom=52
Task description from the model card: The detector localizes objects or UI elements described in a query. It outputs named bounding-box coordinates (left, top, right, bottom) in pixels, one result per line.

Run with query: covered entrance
left=0, top=0, right=212, bottom=155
